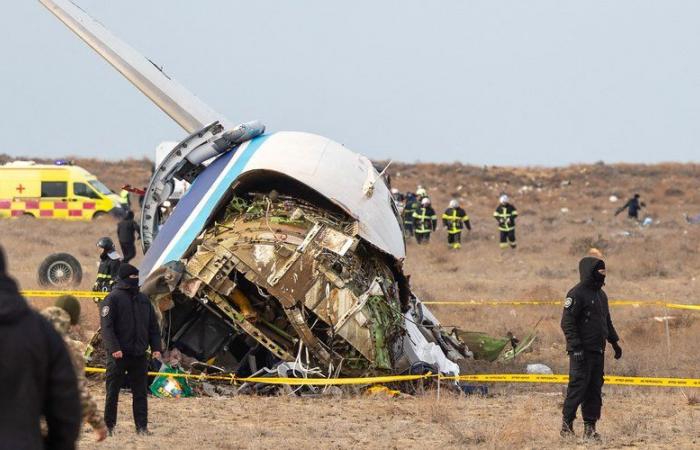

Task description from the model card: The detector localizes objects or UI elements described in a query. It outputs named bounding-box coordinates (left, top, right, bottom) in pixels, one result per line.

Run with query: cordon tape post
left=21, top=290, right=700, bottom=311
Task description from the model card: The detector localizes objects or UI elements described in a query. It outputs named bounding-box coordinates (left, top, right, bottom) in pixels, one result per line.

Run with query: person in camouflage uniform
left=41, top=304, right=108, bottom=442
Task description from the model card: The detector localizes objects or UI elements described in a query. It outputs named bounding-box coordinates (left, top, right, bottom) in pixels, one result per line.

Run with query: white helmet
left=391, top=188, right=399, bottom=195
left=416, top=187, right=427, bottom=197
left=449, top=199, right=459, bottom=208
left=421, top=197, right=431, bottom=206
left=499, top=194, right=509, bottom=204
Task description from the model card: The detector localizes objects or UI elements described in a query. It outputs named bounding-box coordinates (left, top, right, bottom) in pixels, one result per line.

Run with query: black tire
left=92, top=211, right=107, bottom=220
left=38, top=253, right=83, bottom=288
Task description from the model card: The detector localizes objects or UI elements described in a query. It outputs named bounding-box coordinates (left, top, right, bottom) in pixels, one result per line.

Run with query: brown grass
left=1, top=159, right=700, bottom=448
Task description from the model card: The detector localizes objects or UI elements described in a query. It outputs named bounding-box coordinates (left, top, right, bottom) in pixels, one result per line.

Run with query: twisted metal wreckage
left=41, top=0, right=533, bottom=392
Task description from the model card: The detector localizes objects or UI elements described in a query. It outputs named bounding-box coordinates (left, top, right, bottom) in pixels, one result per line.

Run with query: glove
left=611, top=341, right=623, bottom=359
left=571, top=349, right=584, bottom=362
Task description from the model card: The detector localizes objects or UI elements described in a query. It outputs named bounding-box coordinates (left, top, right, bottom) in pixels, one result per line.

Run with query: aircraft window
left=89, top=179, right=112, bottom=195
left=74, top=182, right=100, bottom=199
left=41, top=181, right=67, bottom=198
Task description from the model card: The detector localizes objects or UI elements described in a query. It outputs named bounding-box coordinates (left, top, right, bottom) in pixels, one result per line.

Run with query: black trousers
left=415, top=232, right=431, bottom=244
left=120, top=240, right=136, bottom=264
left=447, top=232, right=461, bottom=244
left=403, top=222, right=414, bottom=237
left=562, top=351, right=605, bottom=423
left=104, top=355, right=149, bottom=429
left=499, top=229, right=516, bottom=248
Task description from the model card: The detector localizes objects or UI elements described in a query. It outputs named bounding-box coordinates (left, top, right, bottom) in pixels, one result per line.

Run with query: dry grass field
left=1, top=157, right=699, bottom=448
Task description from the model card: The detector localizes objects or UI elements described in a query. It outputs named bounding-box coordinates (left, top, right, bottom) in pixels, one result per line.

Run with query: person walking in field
left=442, top=199, right=471, bottom=249
left=117, top=211, right=141, bottom=263
left=413, top=197, right=437, bottom=244
left=560, top=256, right=623, bottom=441
left=494, top=194, right=518, bottom=249
left=615, top=193, right=645, bottom=220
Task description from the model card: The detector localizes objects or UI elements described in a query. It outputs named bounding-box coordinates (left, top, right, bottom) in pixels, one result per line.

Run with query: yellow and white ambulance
left=0, top=161, right=123, bottom=220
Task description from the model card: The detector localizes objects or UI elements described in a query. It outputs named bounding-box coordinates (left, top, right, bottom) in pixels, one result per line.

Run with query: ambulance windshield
left=89, top=179, right=112, bottom=195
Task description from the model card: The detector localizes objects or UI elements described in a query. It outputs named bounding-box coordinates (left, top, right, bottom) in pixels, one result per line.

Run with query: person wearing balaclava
left=560, top=257, right=623, bottom=441
left=100, top=263, right=162, bottom=437
left=0, top=246, right=81, bottom=449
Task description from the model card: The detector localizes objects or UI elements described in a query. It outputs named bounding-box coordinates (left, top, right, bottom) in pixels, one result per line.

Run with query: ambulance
left=0, top=161, right=123, bottom=220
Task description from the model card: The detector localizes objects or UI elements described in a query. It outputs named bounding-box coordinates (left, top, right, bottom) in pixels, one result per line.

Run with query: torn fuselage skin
left=147, top=175, right=472, bottom=379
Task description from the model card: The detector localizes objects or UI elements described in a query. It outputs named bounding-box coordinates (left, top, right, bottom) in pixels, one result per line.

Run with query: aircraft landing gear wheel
left=38, top=253, right=83, bottom=288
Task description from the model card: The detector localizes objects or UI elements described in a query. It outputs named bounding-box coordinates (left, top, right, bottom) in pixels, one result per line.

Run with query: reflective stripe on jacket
left=493, top=203, right=518, bottom=231
left=413, top=207, right=437, bottom=233
left=442, top=207, right=471, bottom=234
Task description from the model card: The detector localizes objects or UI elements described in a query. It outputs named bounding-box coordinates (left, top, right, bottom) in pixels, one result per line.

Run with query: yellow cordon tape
left=84, top=367, right=700, bottom=388
left=21, top=290, right=700, bottom=311
left=22, top=290, right=108, bottom=299
left=423, top=300, right=700, bottom=311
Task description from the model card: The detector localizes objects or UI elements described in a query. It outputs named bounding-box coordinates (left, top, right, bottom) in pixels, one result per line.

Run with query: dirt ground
left=1, top=158, right=699, bottom=448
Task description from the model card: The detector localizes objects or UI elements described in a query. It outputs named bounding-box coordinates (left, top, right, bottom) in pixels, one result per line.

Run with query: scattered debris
left=684, top=213, right=700, bottom=225
left=609, top=195, right=618, bottom=202
left=526, top=364, right=553, bottom=375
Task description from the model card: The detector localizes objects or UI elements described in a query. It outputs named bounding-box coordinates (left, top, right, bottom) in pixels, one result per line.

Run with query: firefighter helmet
left=97, top=237, right=115, bottom=250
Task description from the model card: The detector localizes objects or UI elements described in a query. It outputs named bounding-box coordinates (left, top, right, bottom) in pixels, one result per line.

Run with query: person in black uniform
left=100, top=264, right=162, bottom=436
left=615, top=193, right=645, bottom=220
left=560, top=256, right=623, bottom=441
left=93, top=237, right=121, bottom=303
left=117, top=211, right=140, bottom=264
left=0, top=246, right=81, bottom=449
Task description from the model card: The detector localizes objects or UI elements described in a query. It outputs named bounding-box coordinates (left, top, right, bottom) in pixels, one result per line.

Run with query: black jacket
left=100, top=281, right=162, bottom=357
left=117, top=218, right=140, bottom=244
left=442, top=207, right=471, bottom=232
left=494, top=203, right=518, bottom=231
left=94, top=251, right=121, bottom=293
left=0, top=266, right=81, bottom=449
left=561, top=257, right=620, bottom=353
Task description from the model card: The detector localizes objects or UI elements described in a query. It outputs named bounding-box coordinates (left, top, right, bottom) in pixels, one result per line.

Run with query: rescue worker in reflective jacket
left=442, top=199, right=471, bottom=249
left=413, top=197, right=437, bottom=244
left=101, top=263, right=162, bottom=436
left=93, top=237, right=121, bottom=303
left=493, top=194, right=518, bottom=249
left=560, top=257, right=622, bottom=441
left=402, top=193, right=419, bottom=238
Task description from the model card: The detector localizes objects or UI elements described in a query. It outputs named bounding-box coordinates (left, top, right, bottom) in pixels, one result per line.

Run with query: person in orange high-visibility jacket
left=413, top=197, right=437, bottom=244
left=442, top=199, right=471, bottom=249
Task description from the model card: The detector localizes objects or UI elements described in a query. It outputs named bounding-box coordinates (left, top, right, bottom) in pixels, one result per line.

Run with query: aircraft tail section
left=38, top=0, right=230, bottom=133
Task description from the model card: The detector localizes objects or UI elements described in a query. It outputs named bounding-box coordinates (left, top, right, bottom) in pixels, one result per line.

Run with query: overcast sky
left=2, top=1, right=699, bottom=165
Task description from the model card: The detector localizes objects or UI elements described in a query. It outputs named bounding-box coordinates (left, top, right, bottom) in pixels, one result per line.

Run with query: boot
left=583, top=421, right=601, bottom=442
left=560, top=419, right=575, bottom=438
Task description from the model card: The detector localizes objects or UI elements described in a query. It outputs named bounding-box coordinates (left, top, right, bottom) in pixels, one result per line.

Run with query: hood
left=0, top=248, right=29, bottom=324
left=579, top=256, right=605, bottom=289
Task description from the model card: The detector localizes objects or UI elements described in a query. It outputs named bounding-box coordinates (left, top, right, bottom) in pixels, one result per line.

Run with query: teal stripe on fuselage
left=161, top=134, right=269, bottom=263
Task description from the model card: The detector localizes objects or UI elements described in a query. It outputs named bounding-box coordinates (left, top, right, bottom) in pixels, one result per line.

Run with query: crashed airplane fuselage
left=40, top=0, right=473, bottom=379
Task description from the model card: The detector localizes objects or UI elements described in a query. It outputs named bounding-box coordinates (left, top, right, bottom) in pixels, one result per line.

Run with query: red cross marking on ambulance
left=16, top=184, right=26, bottom=194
